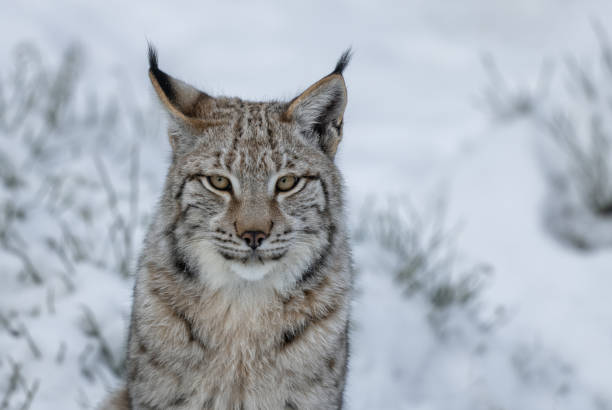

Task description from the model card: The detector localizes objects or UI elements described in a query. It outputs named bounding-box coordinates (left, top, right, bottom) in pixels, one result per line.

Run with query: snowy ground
left=2, top=1, right=612, bottom=409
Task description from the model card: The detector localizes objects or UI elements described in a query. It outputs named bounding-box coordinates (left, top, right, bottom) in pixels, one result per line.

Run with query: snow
left=1, top=1, right=612, bottom=409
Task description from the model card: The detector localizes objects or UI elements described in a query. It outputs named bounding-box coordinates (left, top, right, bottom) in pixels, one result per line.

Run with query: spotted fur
left=99, top=46, right=352, bottom=410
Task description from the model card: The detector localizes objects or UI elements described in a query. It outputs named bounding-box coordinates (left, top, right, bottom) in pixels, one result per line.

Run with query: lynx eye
left=276, top=175, right=299, bottom=192
left=208, top=175, right=231, bottom=191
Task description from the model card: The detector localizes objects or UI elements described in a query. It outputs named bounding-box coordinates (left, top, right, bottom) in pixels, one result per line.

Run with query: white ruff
left=229, top=261, right=275, bottom=281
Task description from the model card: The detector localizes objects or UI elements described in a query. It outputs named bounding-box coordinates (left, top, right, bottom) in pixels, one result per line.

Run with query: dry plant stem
left=0, top=234, right=43, bottom=285
left=80, top=307, right=122, bottom=377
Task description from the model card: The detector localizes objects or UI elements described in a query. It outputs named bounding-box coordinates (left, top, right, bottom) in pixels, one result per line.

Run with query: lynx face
left=150, top=47, right=350, bottom=290
left=172, top=104, right=333, bottom=287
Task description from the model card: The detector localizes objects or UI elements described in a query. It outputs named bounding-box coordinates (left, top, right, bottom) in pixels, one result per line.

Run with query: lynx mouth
left=218, top=248, right=287, bottom=263
left=223, top=250, right=288, bottom=281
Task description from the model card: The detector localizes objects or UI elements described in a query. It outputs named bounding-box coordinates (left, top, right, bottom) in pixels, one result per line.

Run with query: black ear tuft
left=148, top=42, right=159, bottom=71
left=331, top=48, right=352, bottom=75
left=147, top=44, right=178, bottom=104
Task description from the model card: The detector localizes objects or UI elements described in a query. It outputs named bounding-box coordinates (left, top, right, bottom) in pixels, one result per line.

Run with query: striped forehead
left=208, top=101, right=297, bottom=176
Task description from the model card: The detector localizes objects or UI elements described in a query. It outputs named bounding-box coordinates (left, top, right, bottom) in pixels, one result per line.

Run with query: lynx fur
left=99, top=46, right=353, bottom=410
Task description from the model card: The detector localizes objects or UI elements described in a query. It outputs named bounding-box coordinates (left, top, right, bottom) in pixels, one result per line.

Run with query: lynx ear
left=285, top=49, right=351, bottom=158
left=147, top=45, right=217, bottom=149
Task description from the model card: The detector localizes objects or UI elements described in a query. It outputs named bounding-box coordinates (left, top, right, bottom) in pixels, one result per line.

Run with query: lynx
left=100, top=45, right=353, bottom=410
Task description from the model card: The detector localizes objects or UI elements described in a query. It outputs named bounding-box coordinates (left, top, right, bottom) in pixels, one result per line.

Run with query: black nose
left=241, top=231, right=267, bottom=249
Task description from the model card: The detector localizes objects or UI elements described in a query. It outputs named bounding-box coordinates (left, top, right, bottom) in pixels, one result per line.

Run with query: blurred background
left=1, top=1, right=612, bottom=409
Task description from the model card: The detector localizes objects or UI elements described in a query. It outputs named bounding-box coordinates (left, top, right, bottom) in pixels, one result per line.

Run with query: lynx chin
left=100, top=45, right=353, bottom=410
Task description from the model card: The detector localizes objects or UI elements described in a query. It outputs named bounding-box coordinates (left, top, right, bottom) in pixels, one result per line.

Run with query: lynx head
left=149, top=46, right=350, bottom=290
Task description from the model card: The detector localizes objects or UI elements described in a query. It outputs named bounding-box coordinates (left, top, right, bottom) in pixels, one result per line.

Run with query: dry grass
left=480, top=24, right=612, bottom=250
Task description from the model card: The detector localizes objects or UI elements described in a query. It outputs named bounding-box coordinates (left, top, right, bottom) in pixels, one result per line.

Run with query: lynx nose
left=241, top=231, right=268, bottom=250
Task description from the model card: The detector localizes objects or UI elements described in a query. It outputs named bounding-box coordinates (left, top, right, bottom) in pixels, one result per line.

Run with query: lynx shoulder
left=100, top=46, right=353, bottom=410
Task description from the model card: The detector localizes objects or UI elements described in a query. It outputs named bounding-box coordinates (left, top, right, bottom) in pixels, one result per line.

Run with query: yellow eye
left=208, top=175, right=231, bottom=191
left=276, top=175, right=299, bottom=192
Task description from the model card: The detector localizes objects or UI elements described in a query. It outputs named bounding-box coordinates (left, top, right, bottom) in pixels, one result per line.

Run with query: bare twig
left=55, top=341, right=67, bottom=364
left=0, top=231, right=42, bottom=285
left=18, top=379, right=39, bottom=410
left=80, top=306, right=123, bottom=377
left=0, top=360, right=21, bottom=409
left=45, top=237, right=75, bottom=275
left=94, top=156, right=133, bottom=277
left=18, top=324, right=42, bottom=360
